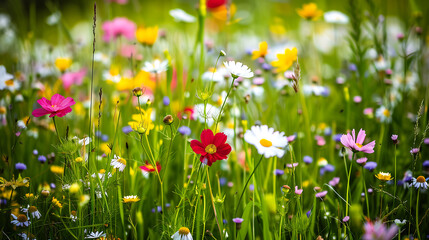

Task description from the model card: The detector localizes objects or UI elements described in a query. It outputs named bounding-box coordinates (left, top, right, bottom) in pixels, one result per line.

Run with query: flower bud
left=163, top=115, right=174, bottom=125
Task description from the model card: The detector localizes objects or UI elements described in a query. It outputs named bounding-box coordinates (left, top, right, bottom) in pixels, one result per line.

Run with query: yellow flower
left=136, top=26, right=158, bottom=46
left=101, top=143, right=112, bottom=154
left=50, top=165, right=64, bottom=175
left=128, top=107, right=155, bottom=135
left=271, top=47, right=298, bottom=73
left=375, top=172, right=393, bottom=181
left=297, top=3, right=323, bottom=21
left=52, top=197, right=63, bottom=208
left=123, top=195, right=140, bottom=203
left=75, top=157, right=83, bottom=163
left=252, top=41, right=268, bottom=60
left=116, top=71, right=150, bottom=92
left=0, top=175, right=30, bottom=190
left=55, top=57, right=72, bottom=72
left=69, top=183, right=80, bottom=194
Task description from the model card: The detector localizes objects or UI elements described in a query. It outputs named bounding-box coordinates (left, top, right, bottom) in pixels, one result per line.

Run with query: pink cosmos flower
left=61, top=69, right=86, bottom=89
left=32, top=94, right=75, bottom=118
left=294, top=186, right=303, bottom=195
left=340, top=129, right=375, bottom=153
left=102, top=17, right=136, bottom=42
left=363, top=220, right=398, bottom=240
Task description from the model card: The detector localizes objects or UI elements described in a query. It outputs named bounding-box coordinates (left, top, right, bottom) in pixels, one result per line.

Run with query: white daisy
left=110, top=155, right=126, bottom=172
left=142, top=59, right=168, bottom=74
left=324, top=11, right=349, bottom=24
left=85, top=231, right=106, bottom=239
left=171, top=227, right=193, bottom=240
left=0, top=65, right=20, bottom=92
left=375, top=105, right=392, bottom=123
left=244, top=125, right=288, bottom=158
left=11, top=213, right=31, bottom=227
left=22, top=205, right=42, bottom=219
left=94, top=52, right=111, bottom=65
left=223, top=61, right=254, bottom=79
left=412, top=176, right=429, bottom=189
left=193, top=103, right=220, bottom=127
left=70, top=210, right=77, bottom=222
left=103, top=69, right=121, bottom=83
left=169, top=8, right=196, bottom=23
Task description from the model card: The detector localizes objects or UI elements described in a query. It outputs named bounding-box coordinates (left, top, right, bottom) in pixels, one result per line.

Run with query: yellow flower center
left=5, top=79, right=14, bottom=86
left=99, top=169, right=106, bottom=174
left=29, top=206, right=37, bottom=213
left=417, top=176, right=426, bottom=183
left=178, top=227, right=190, bottom=235
left=117, top=158, right=127, bottom=165
left=260, top=139, right=273, bottom=147
left=205, top=144, right=217, bottom=154
left=356, top=143, right=363, bottom=148
left=383, top=109, right=390, bottom=117
left=17, top=214, right=28, bottom=222
left=109, top=67, right=119, bottom=76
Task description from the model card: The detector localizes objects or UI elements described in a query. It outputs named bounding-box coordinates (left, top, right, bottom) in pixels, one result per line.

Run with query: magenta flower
left=294, top=186, right=303, bottom=195
left=340, top=129, right=375, bottom=153
left=61, top=69, right=86, bottom=89
left=102, top=17, right=136, bottom=42
left=32, top=94, right=75, bottom=118
left=363, top=220, right=398, bottom=240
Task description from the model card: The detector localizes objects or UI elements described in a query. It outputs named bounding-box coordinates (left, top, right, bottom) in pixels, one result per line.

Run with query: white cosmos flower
left=85, top=231, right=106, bottom=239
left=171, top=227, right=193, bottom=240
left=111, top=155, right=126, bottom=172
left=169, top=8, right=196, bottom=23
left=142, top=59, right=168, bottom=74
left=244, top=125, right=288, bottom=158
left=11, top=213, right=31, bottom=227
left=412, top=176, right=429, bottom=189
left=0, top=65, right=19, bottom=92
left=223, top=61, right=254, bottom=79
left=324, top=11, right=349, bottom=24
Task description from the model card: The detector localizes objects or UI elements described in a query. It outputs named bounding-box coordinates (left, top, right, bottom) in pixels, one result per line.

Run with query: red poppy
left=190, top=129, right=232, bottom=166
left=139, top=161, right=161, bottom=173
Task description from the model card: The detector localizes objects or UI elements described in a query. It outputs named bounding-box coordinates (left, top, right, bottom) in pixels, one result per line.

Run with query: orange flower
left=297, top=3, right=323, bottom=21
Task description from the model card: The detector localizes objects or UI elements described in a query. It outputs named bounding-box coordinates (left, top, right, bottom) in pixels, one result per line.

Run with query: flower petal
left=201, top=129, right=214, bottom=146
left=32, top=108, right=51, bottom=117
left=190, top=140, right=206, bottom=155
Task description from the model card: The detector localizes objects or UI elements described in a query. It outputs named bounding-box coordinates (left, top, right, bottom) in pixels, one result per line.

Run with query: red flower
left=190, top=129, right=232, bottom=166
left=139, top=161, right=161, bottom=173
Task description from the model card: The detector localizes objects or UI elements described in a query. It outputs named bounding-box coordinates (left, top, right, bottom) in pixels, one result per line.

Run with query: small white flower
left=103, top=69, right=121, bottom=83
left=193, top=103, right=220, bottom=127
left=0, top=65, right=19, bottom=92
left=22, top=205, right=42, bottom=219
left=78, top=137, right=92, bottom=146
left=413, top=176, right=429, bottom=189
left=324, top=11, right=349, bottom=24
left=111, top=155, right=126, bottom=172
left=171, top=227, right=193, bottom=240
left=11, top=213, right=31, bottom=227
left=142, top=59, right=168, bottom=74
left=394, top=219, right=407, bottom=227
left=94, top=52, right=111, bottom=65
left=375, top=105, right=392, bottom=123
left=85, top=231, right=106, bottom=239
left=169, top=8, right=196, bottom=23
left=244, top=125, right=288, bottom=158
left=223, top=61, right=254, bottom=79
left=46, top=11, right=61, bottom=25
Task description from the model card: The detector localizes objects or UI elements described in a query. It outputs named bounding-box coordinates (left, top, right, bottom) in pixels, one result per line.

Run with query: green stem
left=416, top=190, right=421, bottom=240
left=52, top=117, right=63, bottom=144
left=235, top=155, right=264, bottom=216
left=344, top=152, right=354, bottom=236
left=214, top=77, right=237, bottom=132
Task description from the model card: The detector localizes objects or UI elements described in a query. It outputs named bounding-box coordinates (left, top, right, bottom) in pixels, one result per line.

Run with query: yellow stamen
left=178, top=227, right=190, bottom=235
left=17, top=214, right=28, bottom=222
left=417, top=176, right=426, bottom=183
left=356, top=143, right=363, bottom=148
left=117, top=158, right=126, bottom=165
left=205, top=144, right=217, bottom=154
left=260, top=139, right=273, bottom=147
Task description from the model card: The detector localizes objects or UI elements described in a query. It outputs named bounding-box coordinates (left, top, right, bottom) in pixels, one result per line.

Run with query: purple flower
left=303, top=156, right=313, bottom=164
left=287, top=163, right=299, bottom=168
left=15, top=163, right=27, bottom=171
left=178, top=126, right=191, bottom=136
left=122, top=126, right=133, bottom=134
left=353, top=96, right=362, bottom=103
left=391, top=135, right=398, bottom=144
left=261, top=63, right=271, bottom=70
left=38, top=155, right=47, bottom=163
left=50, top=183, right=56, bottom=189
left=410, top=148, right=420, bottom=154
left=349, top=63, right=357, bottom=71
left=33, top=149, right=38, bottom=155
left=329, top=177, right=340, bottom=187
left=274, top=169, right=284, bottom=176
left=315, top=191, right=328, bottom=199
left=295, top=186, right=303, bottom=195
left=424, top=138, right=429, bottom=145
left=232, top=218, right=243, bottom=223
left=342, top=216, right=350, bottom=222
left=306, top=209, right=311, bottom=218
left=163, top=96, right=170, bottom=106
left=364, top=161, right=377, bottom=172
left=333, top=134, right=342, bottom=142
left=249, top=184, right=254, bottom=191
left=423, top=160, right=429, bottom=169
left=219, top=177, right=227, bottom=186
left=320, top=164, right=335, bottom=176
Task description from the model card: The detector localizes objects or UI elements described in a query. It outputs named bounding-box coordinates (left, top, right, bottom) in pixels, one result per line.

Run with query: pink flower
left=102, top=17, right=136, bottom=42
left=294, top=186, right=303, bottom=195
left=106, top=0, right=128, bottom=4
left=363, top=220, right=398, bottom=240
left=61, top=69, right=86, bottom=89
left=32, top=94, right=75, bottom=118
left=340, top=129, right=375, bottom=153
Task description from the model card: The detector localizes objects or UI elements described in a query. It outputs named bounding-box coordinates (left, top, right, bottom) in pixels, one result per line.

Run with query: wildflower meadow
left=1, top=0, right=429, bottom=239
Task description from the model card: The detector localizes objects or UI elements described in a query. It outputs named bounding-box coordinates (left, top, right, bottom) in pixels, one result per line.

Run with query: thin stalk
left=214, top=77, right=237, bottom=132
left=416, top=190, right=421, bottom=240
left=52, top=117, right=62, bottom=144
